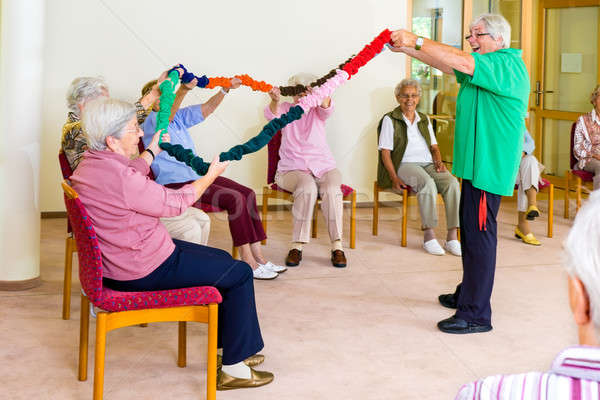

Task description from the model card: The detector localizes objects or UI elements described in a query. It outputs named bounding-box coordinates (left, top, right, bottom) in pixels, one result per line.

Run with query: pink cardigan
left=70, top=150, right=197, bottom=281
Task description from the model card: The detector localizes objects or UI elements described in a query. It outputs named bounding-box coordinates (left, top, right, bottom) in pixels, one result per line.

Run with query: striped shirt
left=456, top=346, right=600, bottom=399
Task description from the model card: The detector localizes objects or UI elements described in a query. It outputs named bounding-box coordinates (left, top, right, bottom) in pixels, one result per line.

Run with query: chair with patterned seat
left=61, top=180, right=221, bottom=400
left=136, top=141, right=238, bottom=258
left=565, top=121, right=594, bottom=218
left=58, top=151, right=77, bottom=320
left=260, top=131, right=356, bottom=249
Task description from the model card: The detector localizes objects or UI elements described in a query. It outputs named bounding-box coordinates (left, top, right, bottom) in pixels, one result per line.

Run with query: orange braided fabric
left=206, top=75, right=273, bottom=92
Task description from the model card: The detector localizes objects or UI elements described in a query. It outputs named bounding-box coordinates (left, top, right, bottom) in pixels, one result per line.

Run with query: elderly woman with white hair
left=62, top=71, right=212, bottom=247
left=266, top=74, right=347, bottom=268
left=390, top=13, right=529, bottom=334
left=69, top=97, right=274, bottom=390
left=455, top=191, right=600, bottom=398
left=377, top=79, right=461, bottom=256
left=574, top=85, right=600, bottom=190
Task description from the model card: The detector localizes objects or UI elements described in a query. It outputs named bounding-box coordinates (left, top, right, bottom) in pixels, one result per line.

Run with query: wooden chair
left=136, top=141, right=238, bottom=258
left=58, top=151, right=77, bottom=320
left=564, top=121, right=594, bottom=218
left=62, top=180, right=221, bottom=400
left=260, top=131, right=356, bottom=249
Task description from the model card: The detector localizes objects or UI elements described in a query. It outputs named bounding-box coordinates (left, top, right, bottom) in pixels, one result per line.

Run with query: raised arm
left=201, top=77, right=242, bottom=118
left=389, top=30, right=475, bottom=75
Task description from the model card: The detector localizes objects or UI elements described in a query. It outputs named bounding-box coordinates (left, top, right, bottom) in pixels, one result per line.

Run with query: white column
left=0, top=0, right=46, bottom=289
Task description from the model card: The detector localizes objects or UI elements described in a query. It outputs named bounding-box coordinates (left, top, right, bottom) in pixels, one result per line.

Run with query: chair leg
left=564, top=172, right=570, bottom=219
left=231, top=246, right=238, bottom=260
left=62, top=237, right=75, bottom=320
left=93, top=313, right=108, bottom=400
left=78, top=294, right=90, bottom=381
left=401, top=189, right=408, bottom=247
left=547, top=184, right=554, bottom=238
left=350, top=191, right=356, bottom=249
left=576, top=176, right=583, bottom=213
left=206, top=304, right=218, bottom=400
left=177, top=321, right=187, bottom=368
left=372, top=182, right=379, bottom=236
left=261, top=190, right=268, bottom=245
left=311, top=202, right=318, bottom=238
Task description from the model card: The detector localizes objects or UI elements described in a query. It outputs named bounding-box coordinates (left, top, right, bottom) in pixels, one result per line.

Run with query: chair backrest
left=569, top=121, right=578, bottom=170
left=266, top=131, right=282, bottom=184
left=61, top=180, right=104, bottom=305
left=58, top=151, right=73, bottom=179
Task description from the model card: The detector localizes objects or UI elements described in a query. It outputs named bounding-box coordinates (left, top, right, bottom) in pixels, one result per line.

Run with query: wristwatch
left=415, top=36, right=424, bottom=51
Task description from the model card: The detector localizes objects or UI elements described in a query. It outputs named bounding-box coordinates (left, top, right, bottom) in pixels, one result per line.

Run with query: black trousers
left=453, top=180, right=501, bottom=326
left=104, top=239, right=264, bottom=365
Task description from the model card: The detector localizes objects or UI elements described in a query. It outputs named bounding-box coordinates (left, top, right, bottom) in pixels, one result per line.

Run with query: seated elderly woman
left=514, top=129, right=543, bottom=246
left=62, top=74, right=210, bottom=246
left=574, top=84, right=600, bottom=190
left=377, top=79, right=461, bottom=256
left=265, top=73, right=347, bottom=268
left=69, top=97, right=273, bottom=391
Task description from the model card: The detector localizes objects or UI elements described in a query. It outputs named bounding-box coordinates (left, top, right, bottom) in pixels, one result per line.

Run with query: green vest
left=376, top=107, right=432, bottom=189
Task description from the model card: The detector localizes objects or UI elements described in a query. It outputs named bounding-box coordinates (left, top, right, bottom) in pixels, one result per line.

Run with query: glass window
left=472, top=0, right=522, bottom=49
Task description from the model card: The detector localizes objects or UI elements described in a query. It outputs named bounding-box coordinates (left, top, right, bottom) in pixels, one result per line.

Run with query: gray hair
left=66, top=77, right=109, bottom=117
left=591, top=85, right=600, bottom=105
left=288, top=73, right=318, bottom=87
left=81, top=98, right=136, bottom=151
left=564, top=191, right=600, bottom=332
left=470, top=13, right=511, bottom=49
left=394, top=79, right=422, bottom=97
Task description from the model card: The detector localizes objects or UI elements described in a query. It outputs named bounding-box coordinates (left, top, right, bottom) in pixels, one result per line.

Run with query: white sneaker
left=423, top=239, right=445, bottom=256
left=260, top=261, right=287, bottom=273
left=444, top=240, right=462, bottom=257
left=253, top=264, right=278, bottom=280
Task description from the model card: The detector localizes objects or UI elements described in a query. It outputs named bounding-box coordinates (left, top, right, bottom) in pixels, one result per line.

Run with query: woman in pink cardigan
left=70, top=97, right=272, bottom=391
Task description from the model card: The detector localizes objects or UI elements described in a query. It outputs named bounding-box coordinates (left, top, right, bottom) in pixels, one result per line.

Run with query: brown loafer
left=285, top=249, right=302, bottom=266
left=331, top=250, right=347, bottom=268
left=217, top=367, right=274, bottom=390
left=217, top=354, right=265, bottom=369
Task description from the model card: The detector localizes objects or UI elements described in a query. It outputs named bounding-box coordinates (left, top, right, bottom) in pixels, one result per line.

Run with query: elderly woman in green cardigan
left=377, top=79, right=461, bottom=257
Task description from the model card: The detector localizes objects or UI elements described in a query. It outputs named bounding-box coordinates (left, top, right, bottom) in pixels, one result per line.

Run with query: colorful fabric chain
left=157, top=70, right=180, bottom=144
left=159, top=29, right=392, bottom=176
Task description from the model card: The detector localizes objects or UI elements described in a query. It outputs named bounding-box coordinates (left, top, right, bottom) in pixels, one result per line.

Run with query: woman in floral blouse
left=574, top=85, right=600, bottom=189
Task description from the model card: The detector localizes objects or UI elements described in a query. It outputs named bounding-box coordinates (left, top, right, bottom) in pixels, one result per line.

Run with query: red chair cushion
left=99, top=286, right=222, bottom=312
left=572, top=169, right=594, bottom=182
left=270, top=183, right=354, bottom=197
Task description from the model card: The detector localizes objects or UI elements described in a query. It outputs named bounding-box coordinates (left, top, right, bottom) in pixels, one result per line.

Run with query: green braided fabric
left=159, top=105, right=305, bottom=176
left=156, top=70, right=179, bottom=144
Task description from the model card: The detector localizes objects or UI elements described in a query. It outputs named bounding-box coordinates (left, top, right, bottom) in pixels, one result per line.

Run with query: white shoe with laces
left=444, top=240, right=462, bottom=257
left=253, top=264, right=278, bottom=280
left=423, top=239, right=445, bottom=256
left=259, top=261, right=287, bottom=273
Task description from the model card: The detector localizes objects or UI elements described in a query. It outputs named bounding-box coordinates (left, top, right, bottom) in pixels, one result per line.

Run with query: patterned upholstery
left=267, top=130, right=355, bottom=196
left=569, top=121, right=594, bottom=182
left=63, top=192, right=222, bottom=312
left=59, top=151, right=74, bottom=233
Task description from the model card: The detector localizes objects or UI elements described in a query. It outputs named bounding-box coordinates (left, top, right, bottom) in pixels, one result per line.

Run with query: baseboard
left=41, top=211, right=67, bottom=218
left=0, top=276, right=42, bottom=291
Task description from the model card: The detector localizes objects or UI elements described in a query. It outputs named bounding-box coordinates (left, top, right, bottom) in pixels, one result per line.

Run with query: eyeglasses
left=124, top=124, right=142, bottom=134
left=399, top=94, right=420, bottom=99
left=465, top=32, right=491, bottom=40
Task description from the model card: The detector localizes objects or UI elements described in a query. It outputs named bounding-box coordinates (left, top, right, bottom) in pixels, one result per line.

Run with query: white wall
left=41, top=0, right=408, bottom=211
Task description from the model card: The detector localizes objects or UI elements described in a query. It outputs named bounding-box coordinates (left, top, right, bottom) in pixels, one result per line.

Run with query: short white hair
left=81, top=98, right=136, bottom=151
left=564, top=191, right=600, bottom=331
left=66, top=77, right=109, bottom=117
left=288, top=73, right=318, bottom=87
left=394, top=79, right=422, bottom=97
left=470, top=13, right=511, bottom=49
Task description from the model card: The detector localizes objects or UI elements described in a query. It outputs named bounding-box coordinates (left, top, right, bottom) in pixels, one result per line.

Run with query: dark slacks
left=103, top=239, right=264, bottom=365
left=453, top=180, right=501, bottom=326
left=167, top=176, right=267, bottom=247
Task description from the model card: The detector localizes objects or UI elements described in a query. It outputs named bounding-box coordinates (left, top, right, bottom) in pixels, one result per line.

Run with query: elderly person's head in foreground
left=467, top=13, right=511, bottom=54
left=394, top=79, right=422, bottom=117
left=82, top=98, right=142, bottom=159
left=565, top=191, right=600, bottom=345
left=66, top=77, right=109, bottom=118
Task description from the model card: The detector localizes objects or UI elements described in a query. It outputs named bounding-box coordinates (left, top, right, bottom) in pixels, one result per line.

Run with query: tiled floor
left=1, top=197, right=577, bottom=399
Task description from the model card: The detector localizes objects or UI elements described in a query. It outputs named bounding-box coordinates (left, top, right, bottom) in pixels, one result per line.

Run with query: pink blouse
left=574, top=109, right=600, bottom=169
left=70, top=150, right=197, bottom=281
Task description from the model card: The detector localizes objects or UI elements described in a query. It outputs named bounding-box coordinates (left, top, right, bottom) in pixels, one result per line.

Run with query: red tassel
left=479, top=192, right=487, bottom=231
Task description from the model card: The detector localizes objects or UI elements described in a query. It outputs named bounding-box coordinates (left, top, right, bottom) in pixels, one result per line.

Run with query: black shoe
left=438, top=294, right=457, bottom=309
left=437, top=316, right=492, bottom=334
